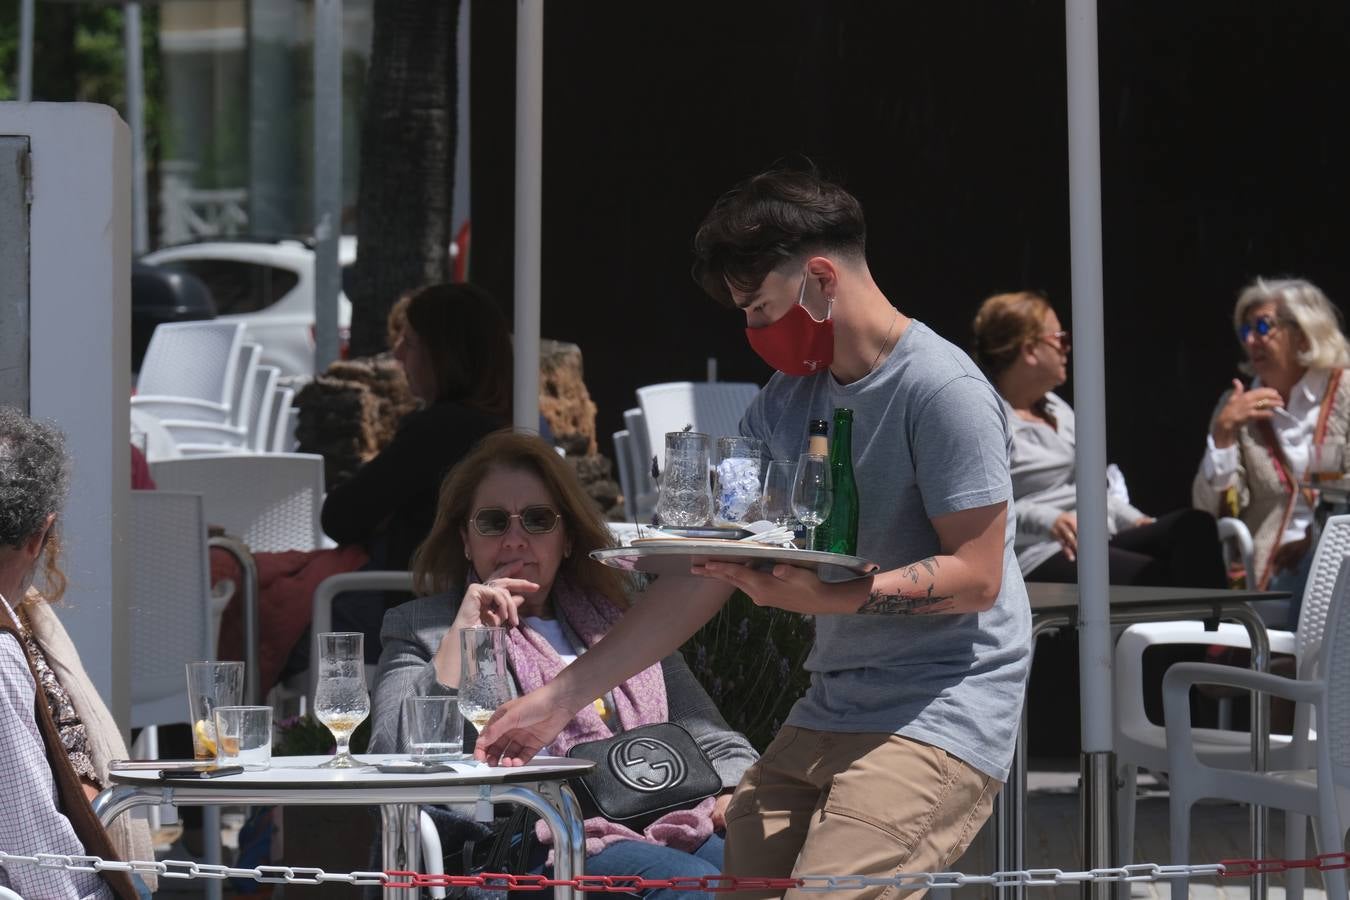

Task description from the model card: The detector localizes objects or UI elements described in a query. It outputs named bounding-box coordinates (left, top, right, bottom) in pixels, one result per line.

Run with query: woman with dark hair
left=322, top=282, right=513, bottom=572
left=371, top=431, right=756, bottom=898
left=972, top=291, right=1224, bottom=587
left=0, top=407, right=151, bottom=900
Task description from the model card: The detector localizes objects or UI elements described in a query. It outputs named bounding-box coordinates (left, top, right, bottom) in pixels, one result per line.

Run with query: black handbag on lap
left=565, top=722, right=721, bottom=832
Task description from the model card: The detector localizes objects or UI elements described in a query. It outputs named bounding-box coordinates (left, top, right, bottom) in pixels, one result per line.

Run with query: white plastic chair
left=635, top=381, right=760, bottom=469
left=158, top=343, right=262, bottom=453
left=0, top=886, right=25, bottom=900
left=246, top=365, right=281, bottom=452
left=131, top=321, right=247, bottom=423
left=125, top=490, right=225, bottom=900
left=130, top=407, right=181, bottom=463
left=1219, top=516, right=1257, bottom=587
left=613, top=429, right=656, bottom=522
left=1165, top=555, right=1350, bottom=900
left=1114, top=514, right=1350, bottom=869
left=269, top=386, right=297, bottom=453
left=150, top=453, right=325, bottom=552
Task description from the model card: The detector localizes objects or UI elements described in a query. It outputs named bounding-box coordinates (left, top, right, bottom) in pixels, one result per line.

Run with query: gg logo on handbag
left=608, top=735, right=687, bottom=792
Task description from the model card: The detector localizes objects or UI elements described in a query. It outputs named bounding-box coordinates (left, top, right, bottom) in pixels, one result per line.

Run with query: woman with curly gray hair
left=1194, top=278, right=1350, bottom=617
left=0, top=407, right=148, bottom=899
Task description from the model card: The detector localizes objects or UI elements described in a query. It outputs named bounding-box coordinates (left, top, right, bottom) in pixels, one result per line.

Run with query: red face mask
left=744, top=272, right=835, bottom=376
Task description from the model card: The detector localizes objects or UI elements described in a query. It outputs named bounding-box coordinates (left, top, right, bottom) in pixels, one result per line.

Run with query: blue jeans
left=538, top=834, right=725, bottom=900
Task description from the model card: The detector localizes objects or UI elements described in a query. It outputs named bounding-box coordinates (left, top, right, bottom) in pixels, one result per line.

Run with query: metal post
left=18, top=0, right=34, bottom=102
left=1064, top=0, right=1114, bottom=896
left=312, top=0, right=343, bottom=373
left=123, top=2, right=149, bottom=255
left=513, top=0, right=544, bottom=431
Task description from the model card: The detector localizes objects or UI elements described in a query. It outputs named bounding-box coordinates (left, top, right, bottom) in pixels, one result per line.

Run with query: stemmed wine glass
left=457, top=626, right=516, bottom=735
left=792, top=453, right=833, bottom=550
left=313, top=632, right=370, bottom=768
left=761, top=459, right=798, bottom=528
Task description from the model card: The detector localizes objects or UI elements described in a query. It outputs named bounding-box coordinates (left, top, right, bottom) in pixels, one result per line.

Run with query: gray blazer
left=369, top=592, right=759, bottom=790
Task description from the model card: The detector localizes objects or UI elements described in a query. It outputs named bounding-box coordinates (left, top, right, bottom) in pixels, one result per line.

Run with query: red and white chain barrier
left=1, top=849, right=1347, bottom=892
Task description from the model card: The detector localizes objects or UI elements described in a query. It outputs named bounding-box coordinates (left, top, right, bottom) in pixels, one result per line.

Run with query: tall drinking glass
left=714, top=436, right=763, bottom=526
left=792, top=453, right=833, bottom=550
left=185, top=661, right=245, bottom=761
left=313, top=632, right=370, bottom=768
left=458, top=627, right=515, bottom=734
left=655, top=432, right=713, bottom=528
left=760, top=459, right=798, bottom=528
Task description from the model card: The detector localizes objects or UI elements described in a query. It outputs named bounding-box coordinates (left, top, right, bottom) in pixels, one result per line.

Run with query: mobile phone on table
left=157, top=764, right=244, bottom=779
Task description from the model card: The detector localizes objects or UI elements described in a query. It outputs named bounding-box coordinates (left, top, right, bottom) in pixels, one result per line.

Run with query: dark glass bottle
left=815, top=408, right=859, bottom=555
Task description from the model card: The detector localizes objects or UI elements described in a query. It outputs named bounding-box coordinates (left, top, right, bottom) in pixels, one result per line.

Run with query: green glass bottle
left=815, top=408, right=859, bottom=555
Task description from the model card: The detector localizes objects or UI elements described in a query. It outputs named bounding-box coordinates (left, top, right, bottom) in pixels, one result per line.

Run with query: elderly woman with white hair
left=1194, top=277, right=1350, bottom=618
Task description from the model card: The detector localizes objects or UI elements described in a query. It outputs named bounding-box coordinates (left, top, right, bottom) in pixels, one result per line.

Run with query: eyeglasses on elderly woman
left=1238, top=315, right=1281, bottom=343
left=1039, top=330, right=1071, bottom=354
left=470, top=505, right=562, bottom=536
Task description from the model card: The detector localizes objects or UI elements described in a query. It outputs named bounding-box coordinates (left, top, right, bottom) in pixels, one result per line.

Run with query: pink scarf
left=501, top=575, right=716, bottom=858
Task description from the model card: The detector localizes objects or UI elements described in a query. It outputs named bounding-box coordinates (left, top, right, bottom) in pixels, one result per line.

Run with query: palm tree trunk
left=347, top=0, right=461, bottom=358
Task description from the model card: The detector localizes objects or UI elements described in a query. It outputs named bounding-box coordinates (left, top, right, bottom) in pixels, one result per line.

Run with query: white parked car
left=140, top=237, right=357, bottom=378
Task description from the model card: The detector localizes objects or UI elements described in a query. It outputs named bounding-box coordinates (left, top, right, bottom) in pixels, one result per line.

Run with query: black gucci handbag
left=565, top=722, right=722, bottom=831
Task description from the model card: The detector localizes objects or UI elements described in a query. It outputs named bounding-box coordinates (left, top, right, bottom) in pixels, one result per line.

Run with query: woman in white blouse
left=973, top=291, right=1225, bottom=587
left=1193, top=278, right=1350, bottom=619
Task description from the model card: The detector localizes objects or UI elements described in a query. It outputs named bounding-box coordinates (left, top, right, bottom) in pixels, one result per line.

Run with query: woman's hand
left=1273, top=536, right=1312, bottom=575
left=1212, top=379, right=1283, bottom=448
left=1051, top=512, right=1078, bottom=561
left=452, top=560, right=539, bottom=630
left=711, top=792, right=734, bottom=830
left=433, top=561, right=540, bottom=686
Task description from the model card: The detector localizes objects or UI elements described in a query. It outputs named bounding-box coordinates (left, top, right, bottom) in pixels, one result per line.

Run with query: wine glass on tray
left=792, top=453, right=833, bottom=551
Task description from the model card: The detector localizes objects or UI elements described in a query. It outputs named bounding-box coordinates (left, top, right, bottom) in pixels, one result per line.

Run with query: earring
left=464, top=546, right=471, bottom=560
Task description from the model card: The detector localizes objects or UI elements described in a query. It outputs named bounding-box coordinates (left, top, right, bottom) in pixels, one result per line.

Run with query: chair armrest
left=1163, top=661, right=1322, bottom=705
left=1217, top=516, right=1256, bottom=586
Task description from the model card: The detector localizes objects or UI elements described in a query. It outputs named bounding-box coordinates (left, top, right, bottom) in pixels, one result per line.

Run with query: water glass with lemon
left=186, top=661, right=245, bottom=760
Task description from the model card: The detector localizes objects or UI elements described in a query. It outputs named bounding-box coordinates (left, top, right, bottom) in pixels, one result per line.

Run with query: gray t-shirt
left=741, top=320, right=1031, bottom=780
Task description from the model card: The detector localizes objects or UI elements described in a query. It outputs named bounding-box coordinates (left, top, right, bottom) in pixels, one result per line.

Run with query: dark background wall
left=470, top=1, right=1350, bottom=516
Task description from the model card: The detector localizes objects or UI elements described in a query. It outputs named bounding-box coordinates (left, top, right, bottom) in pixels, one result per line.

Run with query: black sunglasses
left=471, top=505, right=561, bottom=536
left=1238, top=315, right=1280, bottom=342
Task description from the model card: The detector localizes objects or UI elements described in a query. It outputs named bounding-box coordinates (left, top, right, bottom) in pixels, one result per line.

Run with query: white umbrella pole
left=18, top=0, right=34, bottom=102
left=1064, top=0, right=1113, bottom=894
left=513, top=0, right=543, bottom=433
left=123, top=2, right=149, bottom=255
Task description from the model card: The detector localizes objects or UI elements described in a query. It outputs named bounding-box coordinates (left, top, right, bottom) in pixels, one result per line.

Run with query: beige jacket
left=1192, top=369, right=1350, bottom=588
left=24, top=591, right=157, bottom=888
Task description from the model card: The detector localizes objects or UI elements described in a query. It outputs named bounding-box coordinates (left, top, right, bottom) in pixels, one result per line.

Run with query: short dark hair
left=404, top=283, right=514, bottom=420
left=691, top=167, right=867, bottom=308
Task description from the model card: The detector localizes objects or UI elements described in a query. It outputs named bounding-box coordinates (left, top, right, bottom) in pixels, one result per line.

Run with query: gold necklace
left=869, top=308, right=900, bottom=374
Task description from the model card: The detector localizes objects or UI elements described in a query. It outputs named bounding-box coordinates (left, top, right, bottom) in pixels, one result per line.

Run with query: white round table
left=94, top=754, right=593, bottom=899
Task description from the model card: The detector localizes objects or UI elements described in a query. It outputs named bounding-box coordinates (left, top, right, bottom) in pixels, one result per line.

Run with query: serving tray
left=591, top=540, right=876, bottom=583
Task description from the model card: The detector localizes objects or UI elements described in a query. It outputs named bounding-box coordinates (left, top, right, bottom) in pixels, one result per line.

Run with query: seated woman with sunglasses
left=369, top=431, right=757, bottom=897
left=1194, top=278, right=1350, bottom=620
left=972, top=291, right=1225, bottom=587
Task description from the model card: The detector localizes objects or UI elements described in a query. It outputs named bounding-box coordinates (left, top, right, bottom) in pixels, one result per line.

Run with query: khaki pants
left=723, top=726, right=999, bottom=900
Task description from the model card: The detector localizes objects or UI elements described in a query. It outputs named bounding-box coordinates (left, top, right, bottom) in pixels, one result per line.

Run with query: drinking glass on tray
left=792, top=453, right=833, bottom=550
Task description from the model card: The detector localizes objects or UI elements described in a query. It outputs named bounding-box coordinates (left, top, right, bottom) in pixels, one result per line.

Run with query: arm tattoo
left=900, top=557, right=939, bottom=584
left=858, top=584, right=956, bottom=615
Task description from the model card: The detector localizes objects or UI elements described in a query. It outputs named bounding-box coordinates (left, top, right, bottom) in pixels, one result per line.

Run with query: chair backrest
left=270, top=387, right=296, bottom=452
left=137, top=321, right=247, bottom=408
left=130, top=407, right=181, bottom=463
left=247, top=365, right=281, bottom=452
left=150, top=453, right=325, bottom=552
left=613, top=430, right=637, bottom=519
left=128, top=491, right=212, bottom=729
left=307, top=571, right=415, bottom=702
left=1320, top=556, right=1350, bottom=784
left=636, top=381, right=760, bottom=468
left=1294, top=513, right=1350, bottom=678
left=623, top=408, right=653, bottom=478
left=228, top=343, right=262, bottom=432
